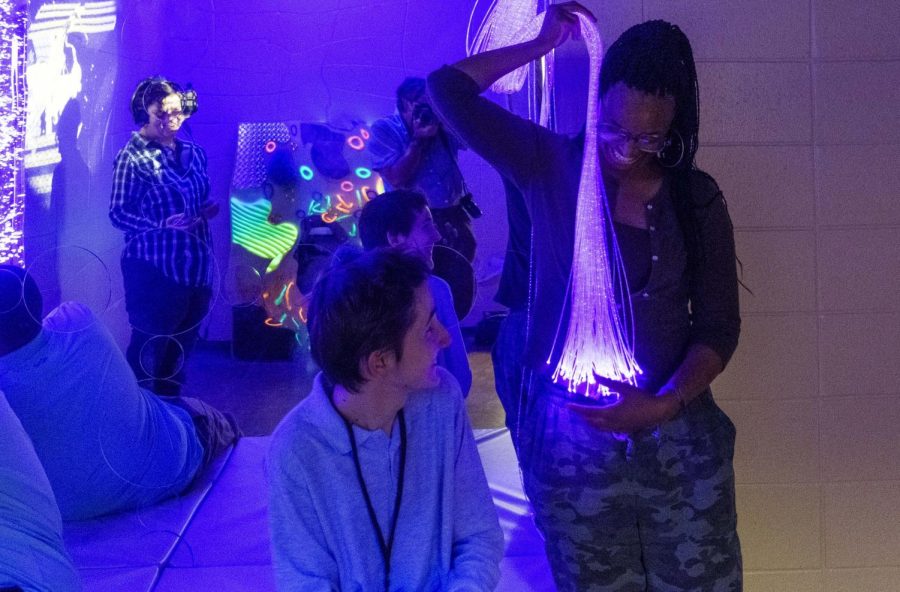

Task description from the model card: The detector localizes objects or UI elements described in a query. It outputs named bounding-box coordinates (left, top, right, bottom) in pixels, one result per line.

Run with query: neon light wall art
left=228, top=120, right=385, bottom=334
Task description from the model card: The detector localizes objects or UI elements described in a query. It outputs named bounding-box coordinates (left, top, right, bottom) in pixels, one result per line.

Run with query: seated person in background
left=0, top=265, right=240, bottom=521
left=0, top=391, right=81, bottom=592
left=267, top=249, right=503, bottom=591
left=358, top=189, right=473, bottom=397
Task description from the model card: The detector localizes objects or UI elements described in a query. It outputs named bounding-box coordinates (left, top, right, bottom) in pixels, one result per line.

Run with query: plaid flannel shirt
left=109, top=132, right=213, bottom=287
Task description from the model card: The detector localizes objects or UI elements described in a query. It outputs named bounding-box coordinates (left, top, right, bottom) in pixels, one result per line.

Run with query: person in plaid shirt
left=110, top=77, right=219, bottom=396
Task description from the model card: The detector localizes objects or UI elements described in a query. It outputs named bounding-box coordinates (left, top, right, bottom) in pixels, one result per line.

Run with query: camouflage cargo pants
left=518, top=375, right=742, bottom=592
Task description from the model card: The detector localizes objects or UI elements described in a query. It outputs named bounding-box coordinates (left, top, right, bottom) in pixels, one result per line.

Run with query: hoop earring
left=657, top=129, right=685, bottom=169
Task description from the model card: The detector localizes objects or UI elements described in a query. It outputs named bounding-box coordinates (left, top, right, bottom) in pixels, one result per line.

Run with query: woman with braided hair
left=429, top=4, right=742, bottom=590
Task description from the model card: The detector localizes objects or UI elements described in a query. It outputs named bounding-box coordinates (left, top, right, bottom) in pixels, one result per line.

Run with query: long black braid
left=599, top=20, right=721, bottom=273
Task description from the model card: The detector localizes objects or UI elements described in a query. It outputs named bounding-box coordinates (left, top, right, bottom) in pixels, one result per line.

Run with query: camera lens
left=413, top=103, right=434, bottom=125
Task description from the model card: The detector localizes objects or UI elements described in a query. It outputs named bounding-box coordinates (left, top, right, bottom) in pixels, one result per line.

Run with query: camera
left=412, top=102, right=436, bottom=126
left=459, top=193, right=482, bottom=219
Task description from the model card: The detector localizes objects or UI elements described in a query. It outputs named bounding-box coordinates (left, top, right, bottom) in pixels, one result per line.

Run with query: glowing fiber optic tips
left=549, top=13, right=641, bottom=398
left=299, top=165, right=314, bottom=181
left=467, top=0, right=542, bottom=94
left=355, top=167, right=372, bottom=179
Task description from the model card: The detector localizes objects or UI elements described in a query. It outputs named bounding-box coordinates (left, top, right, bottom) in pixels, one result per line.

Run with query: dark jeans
left=122, top=258, right=212, bottom=396
left=490, top=309, right=528, bottom=446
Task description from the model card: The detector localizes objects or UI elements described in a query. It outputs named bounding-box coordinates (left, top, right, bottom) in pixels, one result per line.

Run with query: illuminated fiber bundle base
left=551, top=373, right=622, bottom=405
left=549, top=13, right=642, bottom=398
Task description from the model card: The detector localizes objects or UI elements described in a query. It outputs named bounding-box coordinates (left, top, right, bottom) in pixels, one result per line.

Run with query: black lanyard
left=342, top=410, right=407, bottom=592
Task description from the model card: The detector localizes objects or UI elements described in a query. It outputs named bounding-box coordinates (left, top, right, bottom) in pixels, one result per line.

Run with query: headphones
left=130, top=76, right=199, bottom=125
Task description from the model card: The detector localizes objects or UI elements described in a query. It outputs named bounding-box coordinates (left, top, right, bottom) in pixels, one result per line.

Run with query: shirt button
left=649, top=225, right=656, bottom=231
left=651, top=255, right=658, bottom=261
left=646, top=204, right=653, bottom=210
left=642, top=292, right=650, bottom=298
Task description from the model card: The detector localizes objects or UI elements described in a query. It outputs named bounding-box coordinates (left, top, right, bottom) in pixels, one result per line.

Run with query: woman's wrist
left=657, top=385, right=687, bottom=420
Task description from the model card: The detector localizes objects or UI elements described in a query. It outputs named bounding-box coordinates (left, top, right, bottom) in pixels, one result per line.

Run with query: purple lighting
left=550, top=14, right=641, bottom=399
left=0, top=0, right=26, bottom=265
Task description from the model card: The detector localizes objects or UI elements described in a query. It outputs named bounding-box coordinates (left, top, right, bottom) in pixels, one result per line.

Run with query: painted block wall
left=36, top=1, right=900, bottom=587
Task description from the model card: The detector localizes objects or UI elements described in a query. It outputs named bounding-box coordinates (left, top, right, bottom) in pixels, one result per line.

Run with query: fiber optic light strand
left=550, top=13, right=641, bottom=398
left=466, top=0, right=542, bottom=95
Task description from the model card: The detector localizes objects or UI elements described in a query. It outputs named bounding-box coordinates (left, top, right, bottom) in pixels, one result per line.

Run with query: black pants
left=121, top=258, right=212, bottom=396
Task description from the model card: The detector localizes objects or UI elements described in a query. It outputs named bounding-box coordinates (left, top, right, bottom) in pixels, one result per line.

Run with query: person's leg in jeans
left=491, top=309, right=528, bottom=445
left=122, top=258, right=210, bottom=396
left=159, top=285, right=212, bottom=395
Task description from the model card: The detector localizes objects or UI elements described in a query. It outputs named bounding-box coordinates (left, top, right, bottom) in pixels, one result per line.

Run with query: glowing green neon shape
left=230, top=196, right=298, bottom=269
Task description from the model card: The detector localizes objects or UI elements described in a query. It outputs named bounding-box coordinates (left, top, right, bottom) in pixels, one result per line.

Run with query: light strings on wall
left=0, top=0, right=26, bottom=265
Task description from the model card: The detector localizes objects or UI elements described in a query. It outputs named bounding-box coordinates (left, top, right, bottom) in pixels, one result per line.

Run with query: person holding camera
left=369, top=77, right=480, bottom=263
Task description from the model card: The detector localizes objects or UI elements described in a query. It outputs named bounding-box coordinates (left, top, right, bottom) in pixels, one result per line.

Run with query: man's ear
left=386, top=232, right=407, bottom=248
left=361, top=348, right=395, bottom=381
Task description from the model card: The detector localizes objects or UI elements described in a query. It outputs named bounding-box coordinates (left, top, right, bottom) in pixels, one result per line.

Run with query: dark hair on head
left=600, top=20, right=699, bottom=172
left=307, top=248, right=429, bottom=393
left=358, top=190, right=428, bottom=250
left=601, top=20, right=732, bottom=273
left=130, top=77, right=182, bottom=125
left=0, top=265, right=43, bottom=354
left=396, top=77, right=426, bottom=112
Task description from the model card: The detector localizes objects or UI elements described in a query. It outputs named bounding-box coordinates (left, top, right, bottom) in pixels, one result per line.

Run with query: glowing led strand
left=550, top=13, right=641, bottom=398
left=467, top=0, right=543, bottom=95
left=0, top=1, right=26, bottom=265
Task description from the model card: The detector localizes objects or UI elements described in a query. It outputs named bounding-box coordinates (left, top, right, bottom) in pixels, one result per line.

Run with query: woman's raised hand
left=536, top=2, right=597, bottom=50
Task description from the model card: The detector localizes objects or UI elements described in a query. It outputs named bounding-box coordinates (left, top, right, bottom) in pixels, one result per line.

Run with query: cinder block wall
left=44, top=1, right=899, bottom=586
left=611, top=1, right=900, bottom=590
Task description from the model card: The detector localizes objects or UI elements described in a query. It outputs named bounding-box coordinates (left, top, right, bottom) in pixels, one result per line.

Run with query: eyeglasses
left=598, top=122, right=668, bottom=153
left=158, top=110, right=185, bottom=121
